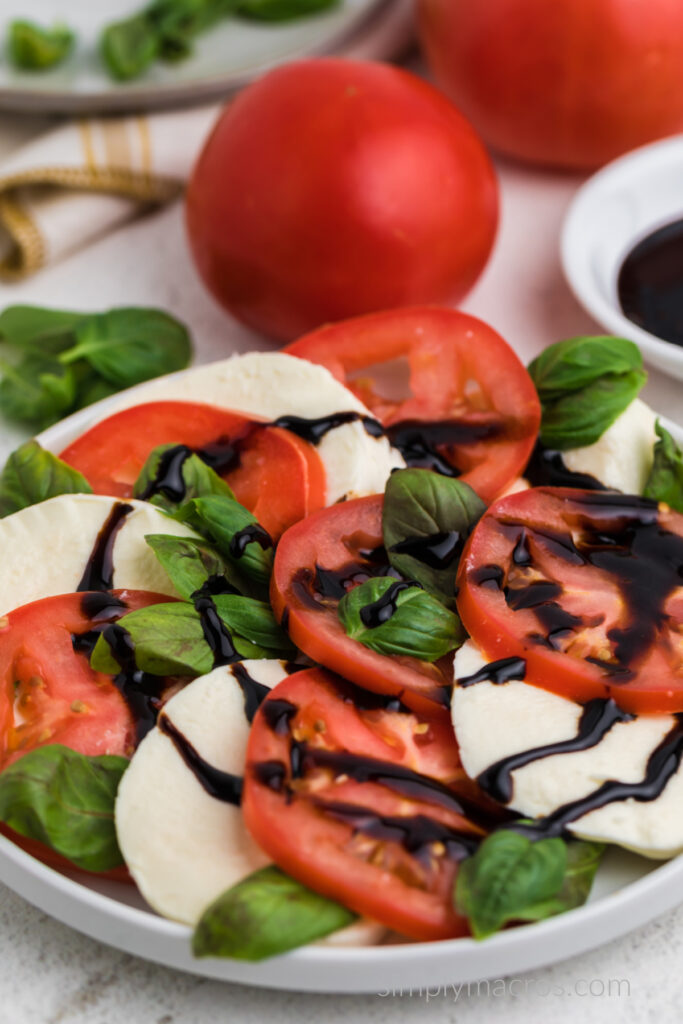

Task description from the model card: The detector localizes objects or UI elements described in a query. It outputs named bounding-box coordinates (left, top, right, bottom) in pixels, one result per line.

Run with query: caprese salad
left=0, top=307, right=680, bottom=958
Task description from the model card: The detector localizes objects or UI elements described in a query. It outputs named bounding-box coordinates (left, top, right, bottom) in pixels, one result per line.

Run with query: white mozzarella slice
left=116, top=660, right=290, bottom=925
left=452, top=641, right=683, bottom=858
left=107, top=351, right=405, bottom=502
left=562, top=398, right=657, bottom=494
left=0, top=493, right=198, bottom=616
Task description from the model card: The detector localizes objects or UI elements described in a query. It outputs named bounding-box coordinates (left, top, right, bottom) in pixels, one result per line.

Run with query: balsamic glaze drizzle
left=137, top=438, right=240, bottom=504
left=191, top=585, right=240, bottom=668
left=230, top=663, right=272, bottom=723
left=390, top=530, right=464, bottom=570
left=270, top=412, right=383, bottom=444
left=77, top=503, right=133, bottom=592
left=229, top=523, right=273, bottom=559
left=477, top=698, right=635, bottom=804
left=457, top=657, right=527, bottom=688
left=159, top=714, right=243, bottom=805
left=359, top=580, right=418, bottom=629
left=98, top=623, right=168, bottom=742
left=385, top=419, right=501, bottom=478
left=524, top=442, right=607, bottom=491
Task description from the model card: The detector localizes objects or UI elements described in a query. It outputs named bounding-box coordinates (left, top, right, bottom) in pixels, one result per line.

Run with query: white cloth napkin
left=0, top=0, right=415, bottom=280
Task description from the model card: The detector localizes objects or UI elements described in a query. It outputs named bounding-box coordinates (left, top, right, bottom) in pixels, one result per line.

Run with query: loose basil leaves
left=8, top=20, right=75, bottom=70
left=144, top=534, right=248, bottom=600
left=454, top=829, right=604, bottom=940
left=0, top=745, right=127, bottom=872
left=193, top=866, right=355, bottom=961
left=643, top=421, right=683, bottom=512
left=0, top=440, right=92, bottom=517
left=0, top=304, right=192, bottom=428
left=382, top=469, right=486, bottom=609
left=528, top=336, right=647, bottom=450
left=338, top=577, right=463, bottom=662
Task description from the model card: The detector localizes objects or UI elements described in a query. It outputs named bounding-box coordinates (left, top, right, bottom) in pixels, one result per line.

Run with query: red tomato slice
left=0, top=590, right=170, bottom=767
left=242, top=668, right=487, bottom=940
left=271, top=495, right=454, bottom=713
left=59, top=401, right=326, bottom=540
left=285, top=307, right=541, bottom=502
left=0, top=825, right=132, bottom=884
left=457, top=487, right=683, bottom=714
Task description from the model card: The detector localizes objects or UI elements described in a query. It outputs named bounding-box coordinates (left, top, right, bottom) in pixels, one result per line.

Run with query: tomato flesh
left=242, top=668, right=487, bottom=940
left=285, top=308, right=540, bottom=503
left=458, top=487, right=683, bottom=713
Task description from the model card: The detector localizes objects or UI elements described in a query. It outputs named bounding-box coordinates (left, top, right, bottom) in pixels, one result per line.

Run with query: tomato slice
left=285, top=307, right=541, bottom=502
left=59, top=401, right=326, bottom=540
left=242, top=668, right=488, bottom=940
left=271, top=495, right=454, bottom=713
left=0, top=590, right=171, bottom=767
left=457, top=487, right=683, bottom=714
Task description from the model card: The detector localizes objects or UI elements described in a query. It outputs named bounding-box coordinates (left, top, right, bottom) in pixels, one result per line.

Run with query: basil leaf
left=144, top=534, right=247, bottom=600
left=75, top=374, right=119, bottom=410
left=383, top=469, right=486, bottom=609
left=0, top=745, right=127, bottom=872
left=213, top=594, right=293, bottom=654
left=0, top=355, right=77, bottom=427
left=134, top=444, right=234, bottom=511
left=62, top=308, right=191, bottom=388
left=236, top=0, right=339, bottom=20
left=338, top=577, right=462, bottom=661
left=0, top=440, right=92, bottom=517
left=100, top=14, right=160, bottom=80
left=528, top=336, right=647, bottom=450
left=454, top=830, right=603, bottom=940
left=175, top=495, right=273, bottom=593
left=8, top=20, right=75, bottom=70
left=0, top=305, right=83, bottom=352
left=643, top=421, right=683, bottom=512
left=193, top=866, right=356, bottom=960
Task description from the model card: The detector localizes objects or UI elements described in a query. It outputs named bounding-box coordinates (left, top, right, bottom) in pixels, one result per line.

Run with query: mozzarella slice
left=451, top=640, right=683, bottom=858
left=0, top=493, right=198, bottom=616
left=106, top=351, right=405, bottom=503
left=562, top=397, right=657, bottom=494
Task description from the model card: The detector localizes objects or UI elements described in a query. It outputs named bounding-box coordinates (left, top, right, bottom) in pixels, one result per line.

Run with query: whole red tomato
left=185, top=59, right=498, bottom=341
left=418, top=0, right=683, bottom=170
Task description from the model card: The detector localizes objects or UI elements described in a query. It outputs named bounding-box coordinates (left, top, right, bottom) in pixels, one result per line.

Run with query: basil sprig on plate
left=455, top=829, right=604, bottom=940
left=338, top=577, right=462, bottom=662
left=643, top=421, right=683, bottom=512
left=382, top=469, right=486, bottom=610
left=134, top=443, right=234, bottom=511
left=8, top=19, right=75, bottom=70
left=0, top=304, right=191, bottom=428
left=0, top=440, right=92, bottom=517
left=0, top=745, right=127, bottom=872
left=193, top=866, right=355, bottom=961
left=528, top=335, right=647, bottom=450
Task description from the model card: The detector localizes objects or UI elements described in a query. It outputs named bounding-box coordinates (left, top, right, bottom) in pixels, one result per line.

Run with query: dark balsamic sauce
left=99, top=623, right=168, bottom=742
left=159, top=714, right=243, bottom=805
left=618, top=218, right=683, bottom=349
left=80, top=591, right=128, bottom=621
left=477, top=698, right=634, bottom=804
left=385, top=419, right=501, bottom=478
left=270, top=412, right=383, bottom=444
left=390, top=530, right=464, bottom=570
left=77, top=503, right=133, bottom=592
left=261, top=698, right=298, bottom=735
left=138, top=445, right=193, bottom=503
left=191, top=585, right=239, bottom=668
left=230, top=663, right=272, bottom=723
left=524, top=442, right=606, bottom=491
left=512, top=713, right=683, bottom=840
left=229, top=523, right=273, bottom=559
left=457, top=657, right=527, bottom=688
left=359, top=580, right=418, bottom=628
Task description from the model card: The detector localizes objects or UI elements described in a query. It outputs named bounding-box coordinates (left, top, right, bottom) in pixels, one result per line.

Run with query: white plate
left=0, top=0, right=388, bottom=114
left=0, top=382, right=680, bottom=992
left=561, top=134, right=683, bottom=383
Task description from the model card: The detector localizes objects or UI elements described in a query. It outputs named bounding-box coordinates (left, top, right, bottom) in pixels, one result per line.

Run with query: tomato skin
left=242, top=668, right=484, bottom=940
left=285, top=307, right=541, bottom=503
left=457, top=487, right=683, bottom=714
left=186, top=59, right=498, bottom=341
left=272, top=496, right=453, bottom=713
left=418, top=0, right=683, bottom=170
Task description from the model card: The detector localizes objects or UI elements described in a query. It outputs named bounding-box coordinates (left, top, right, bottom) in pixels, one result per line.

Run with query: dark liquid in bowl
left=618, top=218, right=683, bottom=348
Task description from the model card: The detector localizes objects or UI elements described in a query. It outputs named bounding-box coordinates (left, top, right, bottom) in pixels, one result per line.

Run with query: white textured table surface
left=0, top=106, right=681, bottom=1023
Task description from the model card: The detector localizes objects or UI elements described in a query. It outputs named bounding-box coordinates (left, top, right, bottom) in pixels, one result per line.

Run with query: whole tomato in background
left=185, top=59, right=498, bottom=342
left=417, top=0, right=683, bottom=171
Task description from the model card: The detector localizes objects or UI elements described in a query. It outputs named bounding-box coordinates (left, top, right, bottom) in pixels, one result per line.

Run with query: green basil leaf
left=0, top=745, right=127, bottom=872
left=454, top=830, right=603, bottom=940
left=193, top=866, right=356, bottom=960
left=100, top=14, right=160, bottom=81
left=538, top=369, right=647, bottom=450
left=528, top=335, right=643, bottom=400
left=62, top=308, right=192, bottom=388
left=175, top=495, right=273, bottom=593
left=0, top=440, right=92, bottom=517
left=144, top=534, right=247, bottom=600
left=643, top=421, right=683, bottom=512
left=0, top=354, right=77, bottom=427
left=338, top=577, right=462, bottom=661
left=74, top=374, right=119, bottom=410
left=213, top=594, right=293, bottom=654
left=8, top=20, right=75, bottom=70
left=0, top=305, right=83, bottom=353
left=236, top=0, right=339, bottom=20
left=383, top=469, right=486, bottom=609
left=134, top=443, right=234, bottom=511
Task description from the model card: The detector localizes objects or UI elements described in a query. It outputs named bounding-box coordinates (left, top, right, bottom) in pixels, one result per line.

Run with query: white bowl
left=561, top=134, right=683, bottom=382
